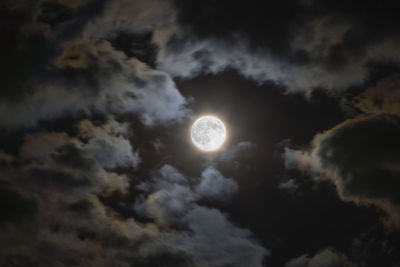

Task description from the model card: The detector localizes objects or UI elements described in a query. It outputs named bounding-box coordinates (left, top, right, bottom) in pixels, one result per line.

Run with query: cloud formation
left=0, top=40, right=188, bottom=128
left=135, top=165, right=267, bottom=266
left=283, top=114, right=400, bottom=228
left=0, top=117, right=268, bottom=266
left=155, top=1, right=400, bottom=93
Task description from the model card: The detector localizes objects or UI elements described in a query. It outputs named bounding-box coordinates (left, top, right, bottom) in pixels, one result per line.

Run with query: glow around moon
left=191, top=115, right=227, bottom=151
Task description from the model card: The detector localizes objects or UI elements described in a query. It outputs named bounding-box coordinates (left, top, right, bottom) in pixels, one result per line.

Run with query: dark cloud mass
left=284, top=115, right=400, bottom=228
left=1, top=0, right=400, bottom=266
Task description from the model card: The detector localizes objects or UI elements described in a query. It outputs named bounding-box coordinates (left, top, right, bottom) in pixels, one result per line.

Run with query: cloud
left=156, top=35, right=368, bottom=93
left=77, top=118, right=141, bottom=169
left=165, top=1, right=400, bottom=93
left=2, top=0, right=400, bottom=265
left=218, top=141, right=254, bottom=162
left=353, top=74, right=400, bottom=116
left=5, top=0, right=400, bottom=103
left=154, top=14, right=400, bottom=93
left=195, top=166, right=238, bottom=200
left=0, top=117, right=149, bottom=266
left=164, top=206, right=268, bottom=267
left=285, top=248, right=354, bottom=267
left=135, top=165, right=237, bottom=224
left=282, top=147, right=320, bottom=172
left=280, top=69, right=400, bottom=228
left=134, top=167, right=194, bottom=226
left=1, top=132, right=268, bottom=267
left=0, top=39, right=188, bottom=128
left=5, top=0, right=400, bottom=130
left=283, top=115, right=400, bottom=228
left=134, top=164, right=268, bottom=266
left=19, top=117, right=138, bottom=196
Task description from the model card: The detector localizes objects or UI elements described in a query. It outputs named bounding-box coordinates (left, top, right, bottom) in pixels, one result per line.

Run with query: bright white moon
left=191, top=115, right=227, bottom=151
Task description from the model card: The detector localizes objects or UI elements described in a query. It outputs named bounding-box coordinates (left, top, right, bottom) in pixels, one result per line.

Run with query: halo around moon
left=191, top=115, right=227, bottom=151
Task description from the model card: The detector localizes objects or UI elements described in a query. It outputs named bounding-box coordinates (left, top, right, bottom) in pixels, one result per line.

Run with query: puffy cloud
left=135, top=165, right=237, bottom=224
left=134, top=164, right=268, bottom=266
left=282, top=147, right=320, bottom=172
left=0, top=118, right=149, bottom=266
left=0, top=136, right=268, bottom=267
left=19, top=117, right=138, bottom=197
left=195, top=166, right=238, bottom=200
left=163, top=206, right=268, bottom=267
left=285, top=248, right=354, bottom=267
left=0, top=40, right=188, bottom=128
left=77, top=118, right=140, bottom=169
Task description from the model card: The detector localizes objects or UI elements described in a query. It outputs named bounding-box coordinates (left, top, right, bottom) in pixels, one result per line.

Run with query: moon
left=191, top=115, right=227, bottom=151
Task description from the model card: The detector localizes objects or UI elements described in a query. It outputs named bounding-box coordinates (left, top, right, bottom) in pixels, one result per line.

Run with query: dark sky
left=1, top=0, right=400, bottom=266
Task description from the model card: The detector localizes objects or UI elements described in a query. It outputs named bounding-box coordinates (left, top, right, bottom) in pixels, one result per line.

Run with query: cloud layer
left=2, top=0, right=400, bottom=266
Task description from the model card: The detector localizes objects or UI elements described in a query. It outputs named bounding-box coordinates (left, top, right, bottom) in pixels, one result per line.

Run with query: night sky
left=1, top=1, right=400, bottom=266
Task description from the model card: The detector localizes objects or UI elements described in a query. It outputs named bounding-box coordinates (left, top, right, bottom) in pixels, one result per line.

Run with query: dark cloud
left=353, top=74, right=400, bottom=116
left=283, top=115, right=400, bottom=228
left=350, top=227, right=400, bottom=267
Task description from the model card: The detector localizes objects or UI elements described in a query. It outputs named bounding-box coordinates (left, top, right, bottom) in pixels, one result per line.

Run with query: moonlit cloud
left=0, top=126, right=268, bottom=266
left=195, top=166, right=238, bottom=200
left=134, top=164, right=268, bottom=266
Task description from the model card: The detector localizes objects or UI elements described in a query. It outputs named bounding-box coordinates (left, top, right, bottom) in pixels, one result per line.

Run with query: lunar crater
left=191, top=116, right=226, bottom=151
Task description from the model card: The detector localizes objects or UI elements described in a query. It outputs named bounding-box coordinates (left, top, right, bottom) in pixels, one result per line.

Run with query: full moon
left=191, top=115, right=227, bottom=151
